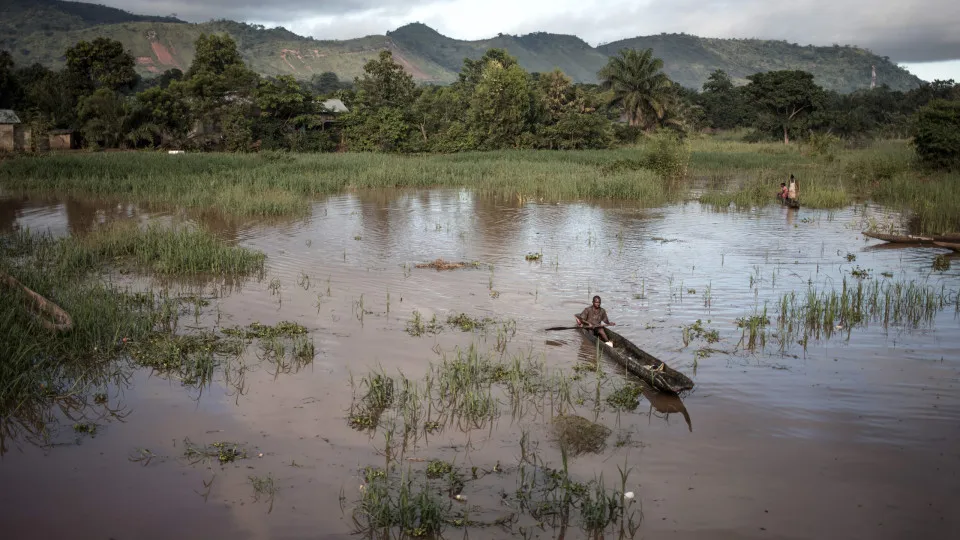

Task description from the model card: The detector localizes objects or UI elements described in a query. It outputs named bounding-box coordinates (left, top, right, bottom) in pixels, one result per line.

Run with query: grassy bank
left=1, top=137, right=957, bottom=233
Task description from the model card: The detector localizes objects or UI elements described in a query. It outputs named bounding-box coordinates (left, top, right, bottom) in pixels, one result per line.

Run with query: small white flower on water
left=258, top=452, right=263, bottom=458
left=624, top=492, right=635, bottom=500
left=455, top=494, right=466, bottom=501
left=359, top=484, right=365, bottom=492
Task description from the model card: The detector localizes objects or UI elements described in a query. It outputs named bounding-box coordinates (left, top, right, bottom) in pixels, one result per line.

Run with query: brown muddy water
left=1, top=191, right=959, bottom=540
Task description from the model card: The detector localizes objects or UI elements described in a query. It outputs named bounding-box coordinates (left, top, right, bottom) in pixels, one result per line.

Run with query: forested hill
left=0, top=2, right=923, bottom=93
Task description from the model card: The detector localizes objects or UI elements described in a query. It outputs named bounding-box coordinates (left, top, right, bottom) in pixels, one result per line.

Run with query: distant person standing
left=787, top=174, right=798, bottom=202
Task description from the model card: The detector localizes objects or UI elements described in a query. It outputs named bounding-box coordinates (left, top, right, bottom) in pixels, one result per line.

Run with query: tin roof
left=0, top=110, right=22, bottom=124
left=320, top=98, right=349, bottom=113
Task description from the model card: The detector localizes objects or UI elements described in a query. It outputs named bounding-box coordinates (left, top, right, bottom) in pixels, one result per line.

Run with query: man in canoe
left=575, top=295, right=616, bottom=347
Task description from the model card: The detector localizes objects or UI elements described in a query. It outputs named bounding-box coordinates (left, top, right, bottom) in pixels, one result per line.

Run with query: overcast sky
left=91, top=0, right=960, bottom=79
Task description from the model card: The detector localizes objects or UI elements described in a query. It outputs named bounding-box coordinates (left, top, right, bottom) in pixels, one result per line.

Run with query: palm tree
left=598, top=48, right=673, bottom=129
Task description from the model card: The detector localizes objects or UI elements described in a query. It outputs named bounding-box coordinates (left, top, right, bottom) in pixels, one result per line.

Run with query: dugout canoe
left=778, top=197, right=800, bottom=209
left=862, top=231, right=960, bottom=244
left=933, top=241, right=960, bottom=252
left=578, top=325, right=694, bottom=394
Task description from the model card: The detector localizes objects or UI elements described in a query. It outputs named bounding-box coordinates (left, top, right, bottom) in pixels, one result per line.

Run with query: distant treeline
left=0, top=34, right=957, bottom=166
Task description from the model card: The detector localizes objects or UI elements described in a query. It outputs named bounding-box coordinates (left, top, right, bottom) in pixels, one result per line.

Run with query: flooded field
left=1, top=191, right=959, bottom=540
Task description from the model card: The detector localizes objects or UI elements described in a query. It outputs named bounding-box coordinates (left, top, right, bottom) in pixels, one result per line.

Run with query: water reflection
left=640, top=382, right=693, bottom=432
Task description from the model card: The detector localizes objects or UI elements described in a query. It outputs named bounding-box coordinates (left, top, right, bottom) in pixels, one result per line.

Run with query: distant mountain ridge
left=0, top=1, right=923, bottom=93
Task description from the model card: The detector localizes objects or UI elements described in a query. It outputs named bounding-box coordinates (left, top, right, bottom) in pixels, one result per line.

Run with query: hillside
left=598, top=34, right=921, bottom=93
left=0, top=1, right=924, bottom=93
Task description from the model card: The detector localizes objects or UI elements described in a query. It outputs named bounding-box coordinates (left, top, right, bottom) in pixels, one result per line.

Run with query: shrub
left=643, top=132, right=690, bottom=183
left=913, top=99, right=960, bottom=170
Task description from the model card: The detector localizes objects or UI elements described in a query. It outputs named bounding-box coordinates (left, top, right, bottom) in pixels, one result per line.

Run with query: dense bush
left=913, top=99, right=960, bottom=170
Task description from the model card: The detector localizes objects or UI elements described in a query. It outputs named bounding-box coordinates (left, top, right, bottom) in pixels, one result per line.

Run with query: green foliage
left=644, top=133, right=690, bottom=183
left=745, top=70, right=826, bottom=143
left=598, top=48, right=673, bottom=129
left=468, top=53, right=532, bottom=149
left=354, top=50, right=416, bottom=110
left=65, top=37, right=137, bottom=93
left=136, top=84, right=191, bottom=146
left=76, top=87, right=129, bottom=148
left=698, top=69, right=753, bottom=129
left=0, top=50, right=18, bottom=108
left=913, top=99, right=960, bottom=171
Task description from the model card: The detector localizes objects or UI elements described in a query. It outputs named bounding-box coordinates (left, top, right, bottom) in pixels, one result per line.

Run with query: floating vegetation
left=681, top=319, right=720, bottom=346
left=128, top=331, right=245, bottom=387
left=850, top=266, right=871, bottom=279
left=415, top=259, right=479, bottom=271
left=426, top=460, right=454, bottom=479
left=933, top=255, right=951, bottom=272
left=222, top=321, right=307, bottom=339
left=525, top=252, right=542, bottom=261
left=446, top=313, right=495, bottom=332
left=183, top=438, right=248, bottom=464
left=551, top=415, right=612, bottom=457
left=73, top=422, right=98, bottom=436
left=605, top=384, right=643, bottom=411
left=406, top=310, right=443, bottom=337
left=250, top=474, right=280, bottom=511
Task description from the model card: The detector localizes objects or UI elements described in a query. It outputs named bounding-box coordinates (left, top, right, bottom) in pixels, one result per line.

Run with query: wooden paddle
left=544, top=323, right=620, bottom=331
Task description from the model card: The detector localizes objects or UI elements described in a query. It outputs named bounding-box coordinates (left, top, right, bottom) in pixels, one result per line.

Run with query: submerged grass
left=0, top=224, right=274, bottom=453
left=777, top=277, right=951, bottom=348
left=58, top=222, right=266, bottom=277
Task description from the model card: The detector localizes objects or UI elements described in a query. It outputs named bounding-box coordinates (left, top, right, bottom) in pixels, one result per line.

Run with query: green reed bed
left=53, top=222, right=266, bottom=277
left=776, top=277, right=951, bottom=347
left=0, top=262, right=161, bottom=453
left=0, top=224, right=272, bottom=452
left=694, top=138, right=960, bottom=234
left=0, top=140, right=690, bottom=218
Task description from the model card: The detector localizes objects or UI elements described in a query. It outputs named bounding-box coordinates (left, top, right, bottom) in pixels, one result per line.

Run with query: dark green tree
left=342, top=51, right=418, bottom=152
left=136, top=83, right=191, bottom=146
left=354, top=50, right=416, bottom=110
left=468, top=52, right=532, bottom=149
left=76, top=88, right=129, bottom=148
left=182, top=33, right=259, bottom=149
left=598, top=48, right=673, bottom=129
left=698, top=70, right=751, bottom=130
left=913, top=99, right=960, bottom=170
left=459, top=49, right=518, bottom=88
left=65, top=37, right=137, bottom=94
left=745, top=70, right=825, bottom=143
left=0, top=50, right=19, bottom=109
left=310, top=71, right=347, bottom=95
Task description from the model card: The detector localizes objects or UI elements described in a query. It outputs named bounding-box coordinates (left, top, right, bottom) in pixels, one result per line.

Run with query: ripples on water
left=1, top=191, right=958, bottom=539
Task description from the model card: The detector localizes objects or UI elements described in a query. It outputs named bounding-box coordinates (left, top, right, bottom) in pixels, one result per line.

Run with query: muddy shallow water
left=1, top=191, right=959, bottom=540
